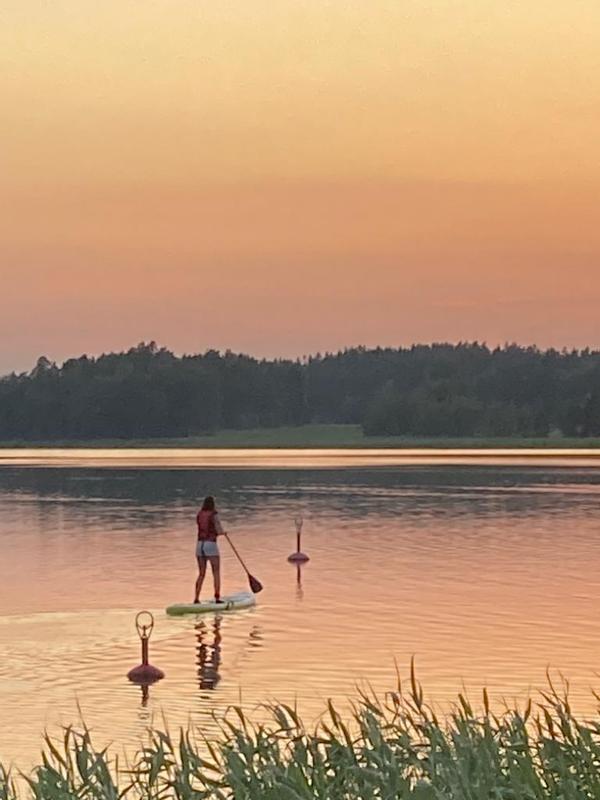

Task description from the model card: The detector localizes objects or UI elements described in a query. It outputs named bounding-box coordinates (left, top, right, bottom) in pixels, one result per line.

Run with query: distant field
left=1, top=424, right=599, bottom=449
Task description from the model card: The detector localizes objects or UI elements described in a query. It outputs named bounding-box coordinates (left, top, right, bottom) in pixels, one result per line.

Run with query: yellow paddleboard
left=166, top=591, right=256, bottom=616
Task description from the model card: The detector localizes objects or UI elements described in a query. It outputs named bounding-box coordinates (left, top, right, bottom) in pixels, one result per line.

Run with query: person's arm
left=214, top=513, right=225, bottom=536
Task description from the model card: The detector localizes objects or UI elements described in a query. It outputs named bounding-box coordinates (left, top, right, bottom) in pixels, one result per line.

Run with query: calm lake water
left=2, top=448, right=600, bottom=769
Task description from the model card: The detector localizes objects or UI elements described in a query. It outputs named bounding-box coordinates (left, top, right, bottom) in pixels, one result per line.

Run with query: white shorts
left=196, top=540, right=219, bottom=558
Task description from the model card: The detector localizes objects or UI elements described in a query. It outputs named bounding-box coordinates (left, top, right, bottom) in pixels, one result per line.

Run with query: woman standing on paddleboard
left=194, top=496, right=225, bottom=604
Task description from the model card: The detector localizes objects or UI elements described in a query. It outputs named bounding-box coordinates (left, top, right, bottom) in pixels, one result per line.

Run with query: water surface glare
left=1, top=449, right=600, bottom=768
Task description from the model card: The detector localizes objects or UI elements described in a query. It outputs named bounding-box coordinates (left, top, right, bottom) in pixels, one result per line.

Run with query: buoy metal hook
left=135, top=611, right=154, bottom=644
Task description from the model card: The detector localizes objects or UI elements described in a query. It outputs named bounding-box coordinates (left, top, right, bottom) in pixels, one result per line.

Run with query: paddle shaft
left=223, top=532, right=250, bottom=575
left=223, top=532, right=263, bottom=593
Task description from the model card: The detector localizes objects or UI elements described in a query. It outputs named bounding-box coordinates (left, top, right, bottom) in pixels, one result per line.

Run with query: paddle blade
left=248, top=574, right=263, bottom=594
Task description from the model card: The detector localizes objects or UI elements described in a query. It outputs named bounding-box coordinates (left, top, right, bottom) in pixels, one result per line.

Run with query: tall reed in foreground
left=4, top=668, right=600, bottom=798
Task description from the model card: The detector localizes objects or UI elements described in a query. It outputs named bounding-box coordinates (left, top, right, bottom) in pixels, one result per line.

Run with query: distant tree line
left=1, top=341, right=600, bottom=440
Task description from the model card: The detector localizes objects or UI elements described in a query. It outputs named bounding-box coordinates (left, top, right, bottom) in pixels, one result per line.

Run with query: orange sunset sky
left=1, top=0, right=599, bottom=373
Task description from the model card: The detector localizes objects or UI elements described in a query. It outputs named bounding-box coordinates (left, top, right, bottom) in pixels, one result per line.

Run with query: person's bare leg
left=208, top=556, right=221, bottom=600
left=194, top=557, right=207, bottom=602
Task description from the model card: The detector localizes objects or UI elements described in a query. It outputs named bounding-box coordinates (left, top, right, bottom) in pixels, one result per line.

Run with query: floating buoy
left=127, top=611, right=165, bottom=684
left=287, top=515, right=310, bottom=563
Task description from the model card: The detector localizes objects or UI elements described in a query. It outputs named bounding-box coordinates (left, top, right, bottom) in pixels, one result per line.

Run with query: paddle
left=223, top=533, right=263, bottom=594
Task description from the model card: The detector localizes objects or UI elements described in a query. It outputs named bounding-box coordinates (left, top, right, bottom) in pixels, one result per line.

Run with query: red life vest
left=197, top=509, right=217, bottom=542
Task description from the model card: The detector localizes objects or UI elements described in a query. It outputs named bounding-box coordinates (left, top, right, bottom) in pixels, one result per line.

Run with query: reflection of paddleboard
left=166, top=591, right=256, bottom=616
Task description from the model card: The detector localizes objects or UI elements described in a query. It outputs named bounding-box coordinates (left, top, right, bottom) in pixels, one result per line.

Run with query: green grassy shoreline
left=1, top=424, right=600, bottom=449
left=2, top=676, right=599, bottom=798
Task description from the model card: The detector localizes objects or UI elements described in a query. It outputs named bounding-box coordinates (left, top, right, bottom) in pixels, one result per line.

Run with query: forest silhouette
left=1, top=342, right=600, bottom=440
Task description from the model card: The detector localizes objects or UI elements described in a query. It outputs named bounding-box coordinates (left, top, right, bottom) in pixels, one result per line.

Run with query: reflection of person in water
left=196, top=616, right=222, bottom=690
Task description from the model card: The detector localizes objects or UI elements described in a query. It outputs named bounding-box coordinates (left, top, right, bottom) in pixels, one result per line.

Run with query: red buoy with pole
left=127, top=611, right=165, bottom=684
left=287, top=515, right=310, bottom=563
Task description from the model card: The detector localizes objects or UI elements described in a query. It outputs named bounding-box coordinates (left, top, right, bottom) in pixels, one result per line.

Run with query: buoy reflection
left=140, top=682, right=150, bottom=707
left=295, top=562, right=304, bottom=600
